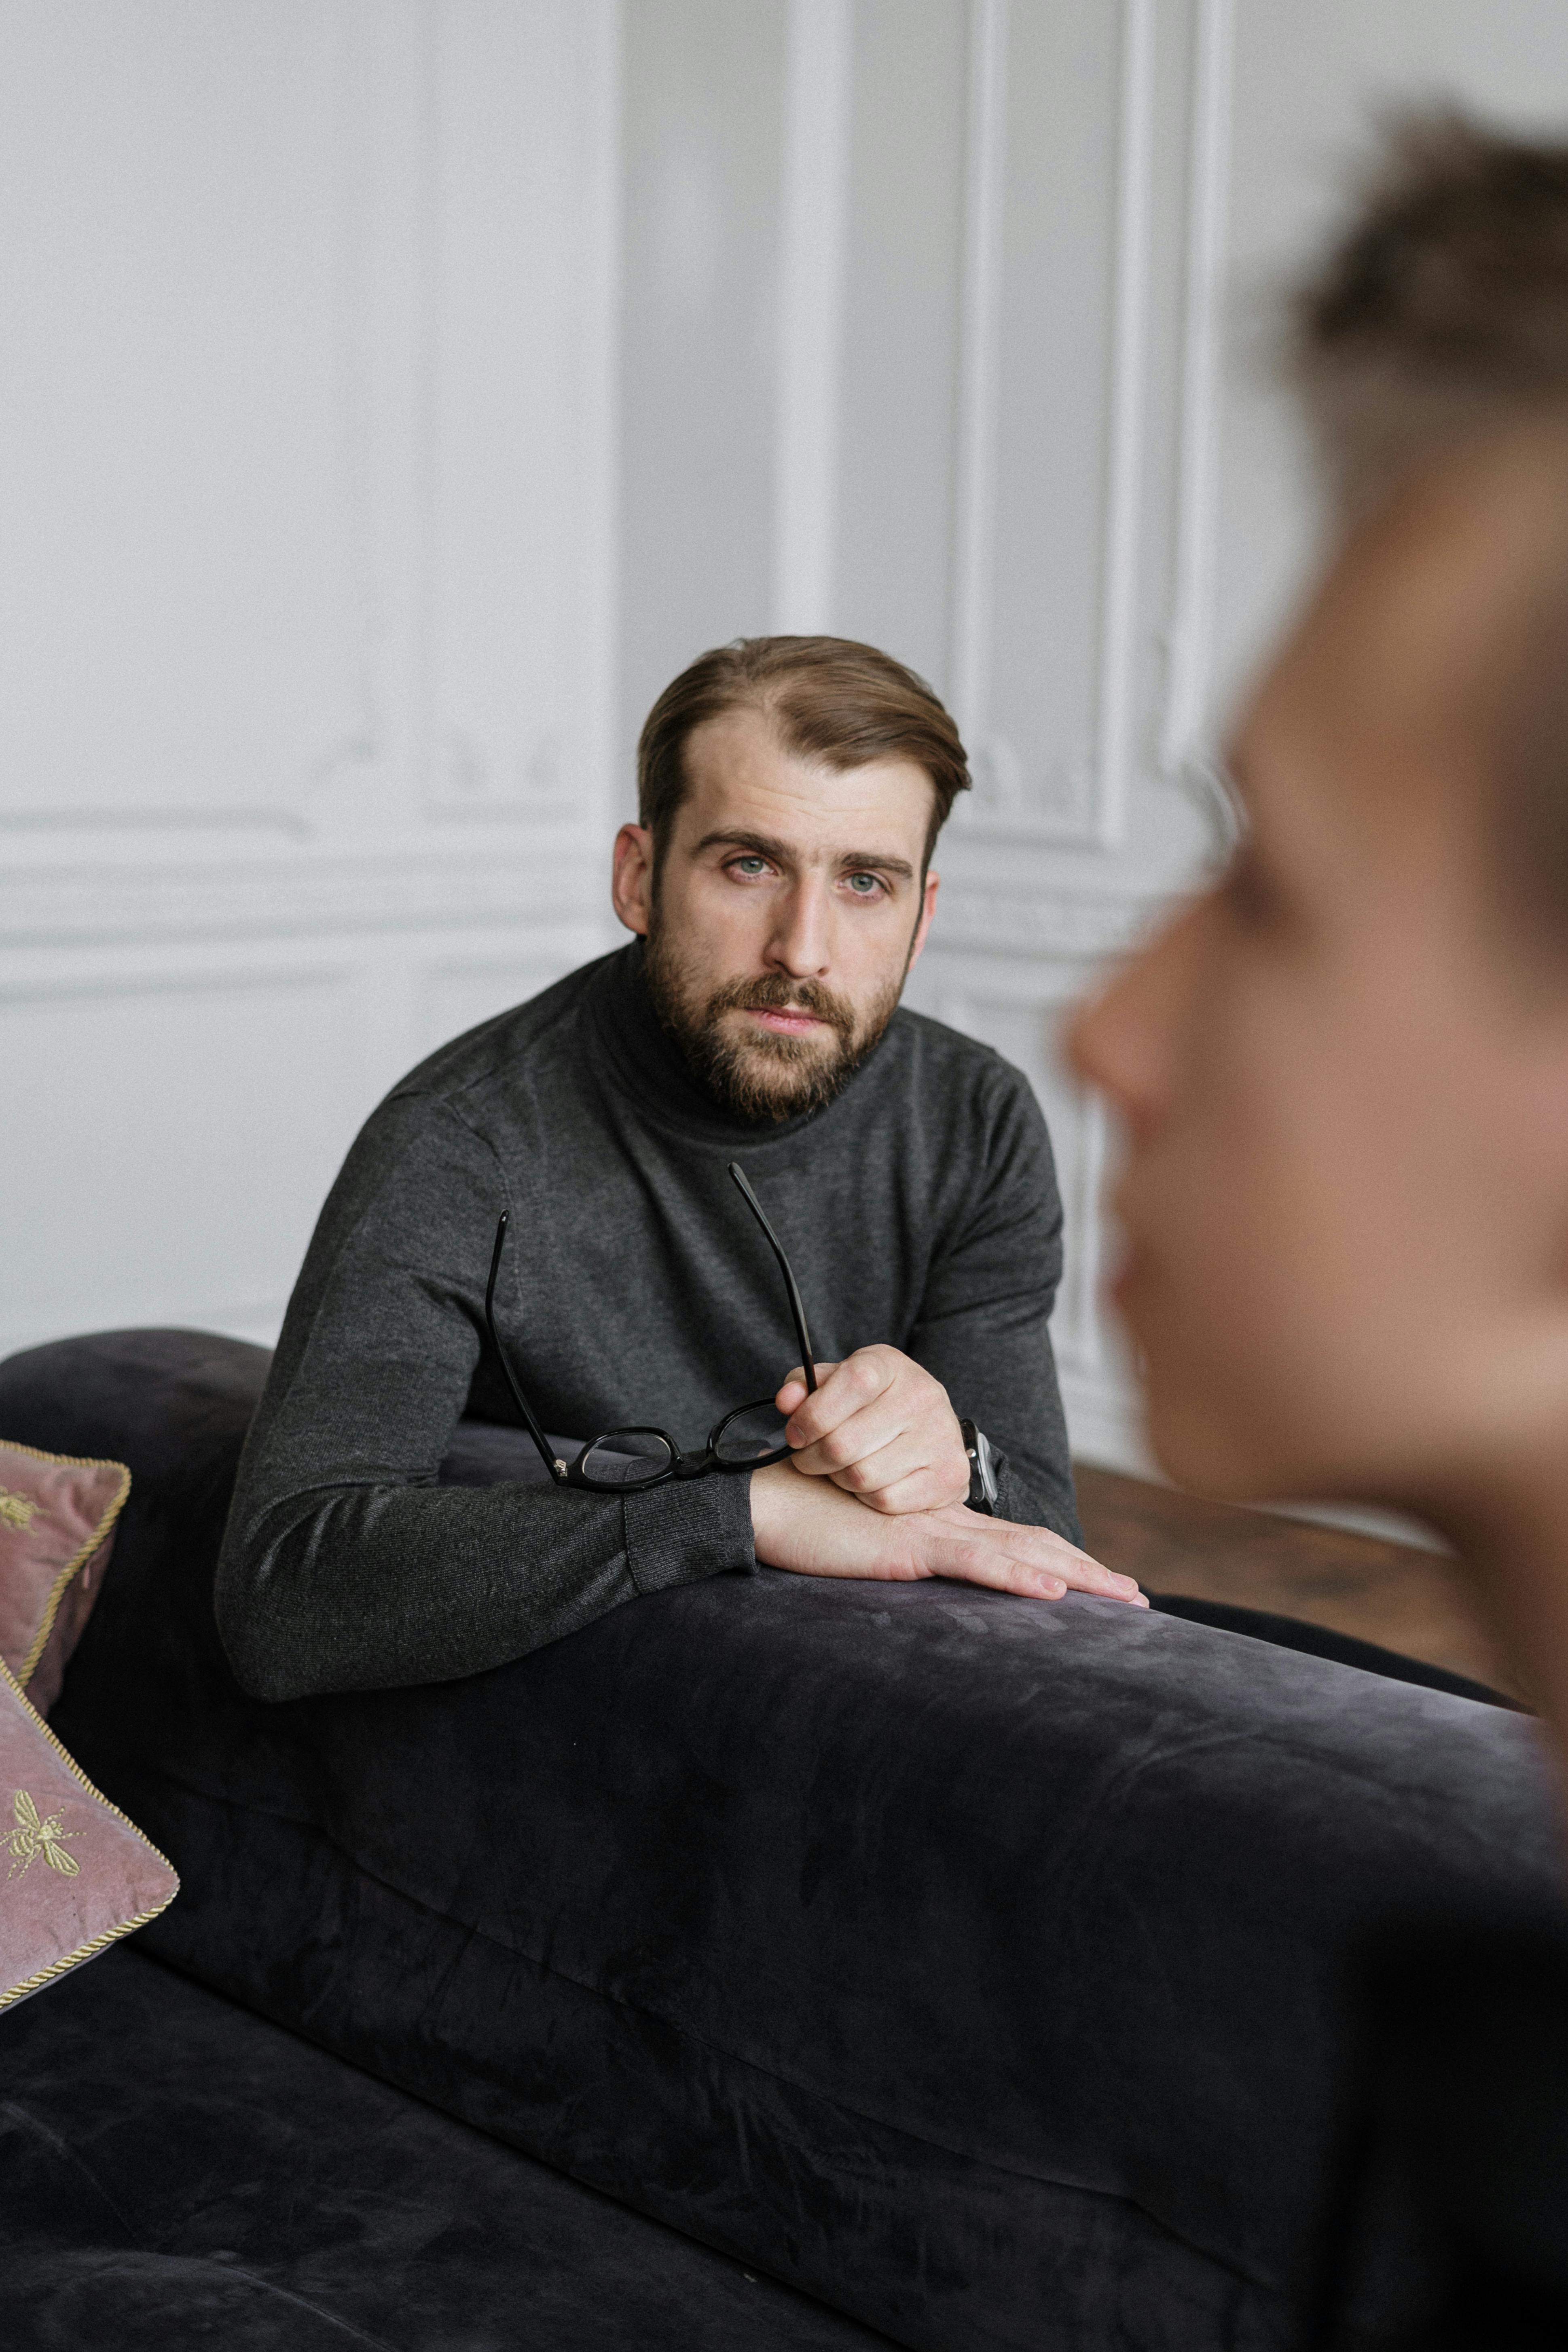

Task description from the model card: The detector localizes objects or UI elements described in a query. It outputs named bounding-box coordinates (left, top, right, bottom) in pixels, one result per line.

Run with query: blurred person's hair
left=1291, top=111, right=1568, bottom=518
left=1290, top=113, right=1568, bottom=940
left=637, top=636, right=970, bottom=876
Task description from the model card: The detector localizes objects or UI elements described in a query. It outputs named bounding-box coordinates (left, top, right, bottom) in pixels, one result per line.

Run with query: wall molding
left=948, top=0, right=1157, bottom=852
left=1093, top=0, right=1156, bottom=850
left=1, top=0, right=383, bottom=836
left=772, top=0, right=853, bottom=635
left=417, top=0, right=621, bottom=827
left=2, top=847, right=602, bottom=949
left=932, top=884, right=1166, bottom=960
left=950, top=0, right=1008, bottom=759
left=1159, top=0, right=1235, bottom=785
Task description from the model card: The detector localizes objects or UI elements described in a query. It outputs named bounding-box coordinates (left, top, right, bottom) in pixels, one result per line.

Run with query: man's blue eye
left=734, top=857, right=768, bottom=875
left=846, top=873, right=880, bottom=895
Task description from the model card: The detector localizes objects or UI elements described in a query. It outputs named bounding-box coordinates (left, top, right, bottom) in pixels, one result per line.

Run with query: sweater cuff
left=622, top=1468, right=758, bottom=1597
left=989, top=1449, right=1086, bottom=1549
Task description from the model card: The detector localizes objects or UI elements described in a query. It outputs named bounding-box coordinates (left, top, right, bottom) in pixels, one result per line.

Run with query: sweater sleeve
left=904, top=1067, right=1083, bottom=1547
left=215, top=1095, right=755, bottom=1701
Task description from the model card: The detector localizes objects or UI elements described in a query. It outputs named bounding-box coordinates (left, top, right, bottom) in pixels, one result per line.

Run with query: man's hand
left=749, top=1457, right=1147, bottom=1606
left=775, top=1348, right=971, bottom=1514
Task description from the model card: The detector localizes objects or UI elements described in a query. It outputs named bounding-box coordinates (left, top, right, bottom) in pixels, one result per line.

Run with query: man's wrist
left=749, top=1457, right=800, bottom=1562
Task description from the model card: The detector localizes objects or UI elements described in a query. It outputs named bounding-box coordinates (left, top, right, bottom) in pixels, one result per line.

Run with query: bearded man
left=218, top=636, right=1138, bottom=1701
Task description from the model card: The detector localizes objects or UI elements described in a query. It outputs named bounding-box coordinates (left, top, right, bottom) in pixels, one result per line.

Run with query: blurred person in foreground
left=1069, top=117, right=1568, bottom=2346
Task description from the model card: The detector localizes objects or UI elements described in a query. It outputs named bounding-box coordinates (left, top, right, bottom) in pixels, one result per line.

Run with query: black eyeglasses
left=483, top=1161, right=818, bottom=1492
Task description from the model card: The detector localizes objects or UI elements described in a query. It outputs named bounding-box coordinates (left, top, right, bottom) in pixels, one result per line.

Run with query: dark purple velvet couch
left=2, top=1328, right=1565, bottom=2351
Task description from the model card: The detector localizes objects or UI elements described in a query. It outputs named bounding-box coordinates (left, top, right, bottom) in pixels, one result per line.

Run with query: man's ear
left=612, top=823, right=655, bottom=937
left=906, top=870, right=940, bottom=973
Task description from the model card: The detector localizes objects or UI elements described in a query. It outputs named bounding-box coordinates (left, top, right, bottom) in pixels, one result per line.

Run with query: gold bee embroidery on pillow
left=4, top=1790, right=80, bottom=1880
left=0, top=1488, right=37, bottom=1531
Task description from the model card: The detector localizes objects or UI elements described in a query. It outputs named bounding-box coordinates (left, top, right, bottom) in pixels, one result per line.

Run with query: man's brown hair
left=637, top=635, right=970, bottom=872
left=1291, top=112, right=1568, bottom=516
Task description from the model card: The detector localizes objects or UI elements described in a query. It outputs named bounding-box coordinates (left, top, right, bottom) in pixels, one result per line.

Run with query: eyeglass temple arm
left=726, top=1162, right=817, bottom=1396
left=484, top=1213, right=571, bottom=1483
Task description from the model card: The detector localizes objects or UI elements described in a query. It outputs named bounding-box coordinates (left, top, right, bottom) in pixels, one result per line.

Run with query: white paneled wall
left=1, top=0, right=620, bottom=1355
left=8, top=2, right=1568, bottom=1473
left=617, top=0, right=1232, bottom=1468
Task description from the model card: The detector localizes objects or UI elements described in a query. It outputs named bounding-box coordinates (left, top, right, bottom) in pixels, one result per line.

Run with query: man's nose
left=764, top=880, right=833, bottom=980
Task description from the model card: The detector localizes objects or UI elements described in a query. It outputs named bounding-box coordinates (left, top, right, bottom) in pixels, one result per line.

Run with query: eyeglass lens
left=576, top=1430, right=675, bottom=1485
left=709, top=1400, right=791, bottom=1465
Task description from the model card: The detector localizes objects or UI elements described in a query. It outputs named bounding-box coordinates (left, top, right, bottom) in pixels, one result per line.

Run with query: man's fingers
left=823, top=1433, right=969, bottom=1512
left=944, top=1541, right=1145, bottom=1605
left=921, top=1517, right=1147, bottom=1605
left=834, top=1462, right=961, bottom=1514
left=915, top=1531, right=1064, bottom=1598
left=781, top=1349, right=895, bottom=1447
left=832, top=1458, right=968, bottom=1514
left=774, top=1362, right=840, bottom=1415
left=1025, top=1539, right=1147, bottom=1605
left=751, top=1459, right=1149, bottom=1610
left=787, top=1381, right=958, bottom=1485
left=776, top=1349, right=969, bottom=1508
left=789, top=1400, right=911, bottom=1483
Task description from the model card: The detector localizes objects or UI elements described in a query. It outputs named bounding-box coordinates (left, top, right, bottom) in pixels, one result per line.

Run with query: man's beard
left=642, top=928, right=905, bottom=1124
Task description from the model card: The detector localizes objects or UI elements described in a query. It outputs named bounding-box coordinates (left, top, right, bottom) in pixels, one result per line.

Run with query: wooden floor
left=1074, top=1463, right=1528, bottom=1704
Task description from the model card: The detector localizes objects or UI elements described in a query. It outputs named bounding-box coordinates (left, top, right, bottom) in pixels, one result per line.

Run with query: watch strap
left=960, top=1419, right=999, bottom=1515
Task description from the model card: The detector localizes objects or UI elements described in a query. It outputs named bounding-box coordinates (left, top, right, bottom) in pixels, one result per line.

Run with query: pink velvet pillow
left=0, top=1655, right=178, bottom=2011
left=0, top=1440, right=129, bottom=1713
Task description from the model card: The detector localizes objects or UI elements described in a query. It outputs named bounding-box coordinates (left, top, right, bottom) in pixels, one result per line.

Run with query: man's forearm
left=217, top=1469, right=753, bottom=1701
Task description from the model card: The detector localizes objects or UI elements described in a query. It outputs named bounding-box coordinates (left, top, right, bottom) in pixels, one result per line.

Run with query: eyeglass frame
left=482, top=1160, right=819, bottom=1493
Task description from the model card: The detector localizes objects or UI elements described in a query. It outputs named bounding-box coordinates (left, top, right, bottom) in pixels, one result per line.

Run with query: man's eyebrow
left=690, top=828, right=794, bottom=863
left=839, top=848, right=917, bottom=880
left=691, top=829, right=916, bottom=880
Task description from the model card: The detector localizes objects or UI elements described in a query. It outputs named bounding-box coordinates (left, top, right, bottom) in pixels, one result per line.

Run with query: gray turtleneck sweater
left=216, top=944, right=1080, bottom=1700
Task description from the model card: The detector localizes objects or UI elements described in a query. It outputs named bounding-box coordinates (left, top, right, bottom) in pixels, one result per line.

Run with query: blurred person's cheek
left=1135, top=904, right=1564, bottom=1508
left=1073, top=882, right=1431, bottom=1504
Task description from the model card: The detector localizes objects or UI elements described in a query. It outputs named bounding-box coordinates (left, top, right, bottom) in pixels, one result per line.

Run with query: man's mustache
left=705, top=972, right=857, bottom=1039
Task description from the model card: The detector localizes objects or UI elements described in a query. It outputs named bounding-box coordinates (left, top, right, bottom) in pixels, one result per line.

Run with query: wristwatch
left=960, top=1419, right=998, bottom=1515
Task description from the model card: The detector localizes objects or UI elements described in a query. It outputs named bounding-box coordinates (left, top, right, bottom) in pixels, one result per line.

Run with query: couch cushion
left=0, top=1438, right=127, bottom=1711
left=0, top=1941, right=898, bottom=2350
left=2, top=1328, right=1566, bottom=2352
left=0, top=1654, right=177, bottom=2013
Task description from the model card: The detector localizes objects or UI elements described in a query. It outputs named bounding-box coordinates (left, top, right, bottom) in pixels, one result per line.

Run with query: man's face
left=612, top=705, right=939, bottom=1122
left=1069, top=435, right=1568, bottom=1513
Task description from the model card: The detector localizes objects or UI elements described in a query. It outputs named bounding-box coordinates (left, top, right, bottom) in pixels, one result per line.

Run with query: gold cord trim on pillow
left=2, top=1442, right=131, bottom=1691
left=0, top=1899, right=175, bottom=2011
left=0, top=1653, right=178, bottom=2011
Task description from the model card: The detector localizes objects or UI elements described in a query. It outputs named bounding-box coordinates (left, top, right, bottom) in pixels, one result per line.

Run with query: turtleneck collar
left=585, top=940, right=879, bottom=1149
